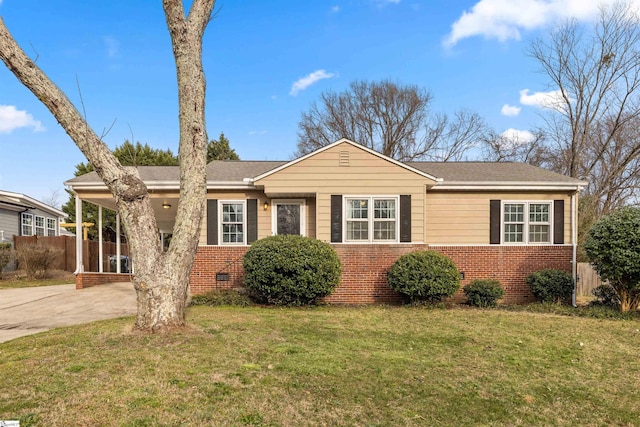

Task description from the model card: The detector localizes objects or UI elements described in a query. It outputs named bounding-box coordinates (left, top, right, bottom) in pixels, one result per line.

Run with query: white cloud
left=248, top=130, right=268, bottom=136
left=444, top=0, right=640, bottom=47
left=0, top=105, right=44, bottom=134
left=501, top=128, right=535, bottom=144
left=519, top=88, right=566, bottom=110
left=331, top=5, right=341, bottom=13
left=501, top=104, right=521, bottom=117
left=289, top=69, right=336, bottom=96
left=103, top=36, right=119, bottom=58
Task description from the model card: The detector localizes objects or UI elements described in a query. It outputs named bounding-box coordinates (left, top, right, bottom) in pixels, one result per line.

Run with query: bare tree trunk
left=0, top=0, right=215, bottom=333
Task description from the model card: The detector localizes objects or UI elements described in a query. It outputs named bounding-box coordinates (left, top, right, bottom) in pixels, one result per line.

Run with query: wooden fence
left=576, top=262, right=605, bottom=296
left=13, top=235, right=129, bottom=273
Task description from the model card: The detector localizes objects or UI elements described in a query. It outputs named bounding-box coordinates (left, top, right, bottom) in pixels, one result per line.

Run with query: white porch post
left=116, top=213, right=121, bottom=274
left=74, top=194, right=83, bottom=273
left=98, top=205, right=103, bottom=273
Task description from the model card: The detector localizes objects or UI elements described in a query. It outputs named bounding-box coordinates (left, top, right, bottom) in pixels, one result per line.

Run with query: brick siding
left=188, top=244, right=573, bottom=305
left=431, top=245, right=572, bottom=304
left=76, top=272, right=133, bottom=289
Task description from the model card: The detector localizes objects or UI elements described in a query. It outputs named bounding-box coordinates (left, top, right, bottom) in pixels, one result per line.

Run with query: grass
left=0, top=270, right=75, bottom=289
left=1, top=306, right=639, bottom=426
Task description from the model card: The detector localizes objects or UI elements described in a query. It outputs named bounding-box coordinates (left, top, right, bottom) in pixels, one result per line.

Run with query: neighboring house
left=0, top=190, right=67, bottom=244
left=65, top=139, right=586, bottom=304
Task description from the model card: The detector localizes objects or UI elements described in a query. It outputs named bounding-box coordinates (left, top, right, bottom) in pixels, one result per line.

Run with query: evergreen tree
left=207, top=132, right=239, bottom=161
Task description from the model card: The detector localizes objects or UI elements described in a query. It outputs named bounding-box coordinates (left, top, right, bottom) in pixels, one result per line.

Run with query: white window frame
left=501, top=201, right=553, bottom=244
left=271, top=199, right=306, bottom=237
left=47, top=218, right=57, bottom=236
left=343, top=195, right=399, bottom=243
left=35, top=215, right=45, bottom=236
left=21, top=213, right=33, bottom=236
left=218, top=200, right=246, bottom=246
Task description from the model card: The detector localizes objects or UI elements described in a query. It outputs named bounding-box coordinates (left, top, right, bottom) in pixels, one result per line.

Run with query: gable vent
left=339, top=150, right=350, bottom=166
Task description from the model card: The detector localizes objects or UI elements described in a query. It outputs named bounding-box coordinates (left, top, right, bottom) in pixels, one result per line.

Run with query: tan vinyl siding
left=426, top=191, right=573, bottom=244
left=257, top=143, right=434, bottom=242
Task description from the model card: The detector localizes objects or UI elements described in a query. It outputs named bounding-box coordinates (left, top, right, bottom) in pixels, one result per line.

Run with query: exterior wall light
left=162, top=202, right=171, bottom=209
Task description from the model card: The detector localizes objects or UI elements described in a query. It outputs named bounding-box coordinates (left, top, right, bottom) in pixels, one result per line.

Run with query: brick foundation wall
left=431, top=245, right=573, bottom=304
left=189, top=246, right=248, bottom=294
left=325, top=244, right=428, bottom=304
left=76, top=272, right=133, bottom=289
left=188, top=244, right=573, bottom=305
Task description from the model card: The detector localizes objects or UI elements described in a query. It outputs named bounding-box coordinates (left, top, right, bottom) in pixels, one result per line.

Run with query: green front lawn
left=1, top=306, right=638, bottom=426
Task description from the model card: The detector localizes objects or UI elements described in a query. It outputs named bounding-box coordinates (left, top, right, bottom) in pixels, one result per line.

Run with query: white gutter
left=432, top=184, right=586, bottom=191
left=65, top=181, right=255, bottom=191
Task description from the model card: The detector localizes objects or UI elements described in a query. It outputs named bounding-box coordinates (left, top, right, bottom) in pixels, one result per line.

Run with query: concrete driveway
left=0, top=282, right=136, bottom=343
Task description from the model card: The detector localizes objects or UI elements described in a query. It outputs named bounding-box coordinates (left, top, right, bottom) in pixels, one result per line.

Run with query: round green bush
left=526, top=269, right=573, bottom=304
left=463, top=279, right=505, bottom=308
left=242, top=235, right=342, bottom=306
left=387, top=251, right=460, bottom=303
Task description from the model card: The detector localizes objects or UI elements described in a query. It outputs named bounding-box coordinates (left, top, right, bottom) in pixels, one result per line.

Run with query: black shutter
left=400, top=195, right=411, bottom=242
left=247, top=199, right=258, bottom=244
left=490, top=200, right=501, bottom=244
left=207, top=199, right=218, bottom=245
left=331, top=195, right=342, bottom=243
left=553, top=200, right=564, bottom=244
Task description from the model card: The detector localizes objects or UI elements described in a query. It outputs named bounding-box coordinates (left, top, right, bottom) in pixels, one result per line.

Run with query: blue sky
left=0, top=0, right=630, bottom=205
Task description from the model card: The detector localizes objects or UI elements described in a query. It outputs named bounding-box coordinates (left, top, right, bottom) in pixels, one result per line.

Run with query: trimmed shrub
left=243, top=235, right=342, bottom=306
left=463, top=279, right=505, bottom=308
left=590, top=284, right=619, bottom=309
left=387, top=251, right=460, bottom=304
left=190, top=290, right=254, bottom=307
left=0, top=243, right=14, bottom=276
left=584, top=207, right=640, bottom=312
left=526, top=269, right=573, bottom=304
left=15, top=244, right=62, bottom=279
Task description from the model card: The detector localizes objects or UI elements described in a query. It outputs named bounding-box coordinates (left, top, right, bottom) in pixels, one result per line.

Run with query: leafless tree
left=0, top=0, right=215, bottom=333
left=295, top=80, right=488, bottom=161
left=42, top=187, right=63, bottom=209
left=481, top=129, right=552, bottom=166
left=528, top=1, right=640, bottom=214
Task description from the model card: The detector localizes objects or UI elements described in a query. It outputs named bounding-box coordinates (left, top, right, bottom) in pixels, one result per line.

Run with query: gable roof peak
left=253, top=138, right=441, bottom=182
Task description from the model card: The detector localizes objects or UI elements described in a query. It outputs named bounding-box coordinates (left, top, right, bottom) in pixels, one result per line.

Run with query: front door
left=273, top=200, right=305, bottom=236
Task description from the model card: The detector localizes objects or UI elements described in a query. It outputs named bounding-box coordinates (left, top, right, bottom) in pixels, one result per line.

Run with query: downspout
left=571, top=191, right=577, bottom=307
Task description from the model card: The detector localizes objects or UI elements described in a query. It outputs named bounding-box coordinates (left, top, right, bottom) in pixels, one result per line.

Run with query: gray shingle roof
left=407, top=162, right=585, bottom=184
left=65, top=160, right=584, bottom=187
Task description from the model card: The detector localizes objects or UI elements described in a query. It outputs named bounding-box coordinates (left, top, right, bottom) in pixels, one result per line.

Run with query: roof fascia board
left=253, top=138, right=442, bottom=182
left=66, top=181, right=255, bottom=192
left=0, top=190, right=65, bottom=217
left=431, top=183, right=585, bottom=191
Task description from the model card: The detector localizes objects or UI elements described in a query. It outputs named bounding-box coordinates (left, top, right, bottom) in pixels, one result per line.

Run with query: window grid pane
left=347, top=199, right=368, bottom=219
left=503, top=202, right=552, bottom=244
left=22, top=214, right=33, bottom=236
left=221, top=203, right=244, bottom=244
left=47, top=218, right=57, bottom=236
left=504, top=224, right=523, bottom=242
left=373, top=221, right=396, bottom=241
left=35, top=216, right=45, bottom=236
left=529, top=204, right=549, bottom=223
left=529, top=225, right=549, bottom=243
left=504, top=204, right=524, bottom=223
left=374, top=199, right=396, bottom=219
left=346, top=221, right=369, bottom=241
